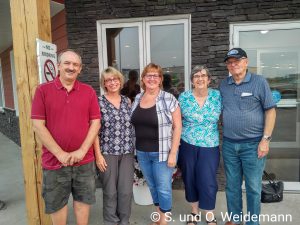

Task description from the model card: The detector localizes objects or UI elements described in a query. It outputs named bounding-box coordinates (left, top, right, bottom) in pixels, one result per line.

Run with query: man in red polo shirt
left=31, top=49, right=100, bottom=225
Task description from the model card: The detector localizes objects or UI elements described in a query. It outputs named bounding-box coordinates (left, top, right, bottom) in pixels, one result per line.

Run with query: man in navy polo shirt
left=31, top=49, right=100, bottom=225
left=220, top=48, right=276, bottom=225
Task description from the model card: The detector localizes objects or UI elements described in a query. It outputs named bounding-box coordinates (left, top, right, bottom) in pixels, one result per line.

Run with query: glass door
left=231, top=21, right=300, bottom=183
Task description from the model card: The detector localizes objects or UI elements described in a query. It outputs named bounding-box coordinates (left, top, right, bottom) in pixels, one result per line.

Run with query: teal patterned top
left=179, top=89, right=221, bottom=147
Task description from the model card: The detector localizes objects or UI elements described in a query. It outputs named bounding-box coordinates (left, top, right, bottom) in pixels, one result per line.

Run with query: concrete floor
left=0, top=132, right=300, bottom=225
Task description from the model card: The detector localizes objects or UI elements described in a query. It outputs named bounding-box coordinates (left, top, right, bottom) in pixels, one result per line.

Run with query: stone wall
left=0, top=108, right=20, bottom=145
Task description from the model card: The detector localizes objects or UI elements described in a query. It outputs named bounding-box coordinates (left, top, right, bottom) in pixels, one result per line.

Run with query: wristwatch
left=262, top=135, right=272, bottom=142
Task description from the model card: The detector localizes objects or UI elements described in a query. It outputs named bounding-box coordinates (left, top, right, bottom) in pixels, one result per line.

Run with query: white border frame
left=0, top=59, right=5, bottom=112
left=96, top=15, right=191, bottom=94
left=10, top=50, right=19, bottom=116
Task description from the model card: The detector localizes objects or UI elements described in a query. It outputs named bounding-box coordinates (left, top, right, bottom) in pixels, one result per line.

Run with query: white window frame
left=10, top=50, right=19, bottom=116
left=230, top=20, right=300, bottom=148
left=96, top=14, right=191, bottom=93
left=0, top=59, right=5, bottom=112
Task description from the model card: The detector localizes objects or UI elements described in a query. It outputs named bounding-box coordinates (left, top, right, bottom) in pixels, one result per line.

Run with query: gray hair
left=57, top=49, right=82, bottom=65
left=190, top=65, right=211, bottom=82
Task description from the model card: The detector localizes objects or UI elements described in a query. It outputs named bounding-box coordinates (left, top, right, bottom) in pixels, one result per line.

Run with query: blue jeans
left=136, top=150, right=174, bottom=212
left=222, top=140, right=266, bottom=225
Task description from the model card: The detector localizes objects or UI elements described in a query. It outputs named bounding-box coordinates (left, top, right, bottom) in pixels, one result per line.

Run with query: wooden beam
left=10, top=0, right=52, bottom=224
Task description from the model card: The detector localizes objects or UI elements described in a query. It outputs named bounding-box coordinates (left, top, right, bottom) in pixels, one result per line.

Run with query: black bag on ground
left=261, top=170, right=284, bottom=203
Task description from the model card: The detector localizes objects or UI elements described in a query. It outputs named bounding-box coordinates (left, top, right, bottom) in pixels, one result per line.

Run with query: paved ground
left=0, top=132, right=299, bottom=225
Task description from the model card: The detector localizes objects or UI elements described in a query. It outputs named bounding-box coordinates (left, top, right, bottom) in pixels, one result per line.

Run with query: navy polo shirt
left=219, top=72, right=276, bottom=142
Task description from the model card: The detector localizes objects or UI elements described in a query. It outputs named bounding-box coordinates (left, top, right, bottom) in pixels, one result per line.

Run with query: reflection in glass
left=260, top=52, right=298, bottom=99
left=240, top=29, right=300, bottom=101
left=272, top=107, right=296, bottom=142
left=106, top=27, right=141, bottom=100
left=150, top=24, right=185, bottom=98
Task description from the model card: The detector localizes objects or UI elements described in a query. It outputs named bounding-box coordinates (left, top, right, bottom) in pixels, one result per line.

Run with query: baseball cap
left=224, top=48, right=247, bottom=62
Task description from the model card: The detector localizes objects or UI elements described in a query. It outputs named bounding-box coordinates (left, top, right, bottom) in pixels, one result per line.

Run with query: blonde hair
left=100, top=67, right=125, bottom=92
left=140, top=63, right=164, bottom=90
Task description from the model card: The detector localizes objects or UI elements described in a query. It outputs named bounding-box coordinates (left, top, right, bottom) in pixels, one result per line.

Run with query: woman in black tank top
left=131, top=63, right=182, bottom=225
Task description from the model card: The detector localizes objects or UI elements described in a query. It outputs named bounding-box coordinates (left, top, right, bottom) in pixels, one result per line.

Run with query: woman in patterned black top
left=94, top=67, right=135, bottom=225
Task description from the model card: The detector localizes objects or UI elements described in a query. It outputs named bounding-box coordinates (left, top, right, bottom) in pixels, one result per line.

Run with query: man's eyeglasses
left=145, top=74, right=160, bottom=80
left=105, top=77, right=119, bottom=84
left=225, top=57, right=246, bottom=66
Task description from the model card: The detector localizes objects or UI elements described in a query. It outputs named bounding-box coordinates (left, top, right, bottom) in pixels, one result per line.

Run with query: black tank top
left=131, top=104, right=159, bottom=152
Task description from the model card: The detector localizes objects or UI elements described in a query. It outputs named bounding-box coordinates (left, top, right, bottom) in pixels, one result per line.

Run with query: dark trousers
left=99, top=154, right=134, bottom=225
left=178, top=139, right=220, bottom=210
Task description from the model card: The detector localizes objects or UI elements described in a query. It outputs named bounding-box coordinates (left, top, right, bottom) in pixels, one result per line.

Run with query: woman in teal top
left=178, top=65, right=221, bottom=225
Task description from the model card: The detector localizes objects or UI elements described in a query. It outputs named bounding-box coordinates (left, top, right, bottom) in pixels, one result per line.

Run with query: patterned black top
left=99, top=95, right=135, bottom=155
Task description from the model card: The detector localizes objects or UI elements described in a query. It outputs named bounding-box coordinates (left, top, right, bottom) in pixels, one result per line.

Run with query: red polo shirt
left=31, top=76, right=101, bottom=170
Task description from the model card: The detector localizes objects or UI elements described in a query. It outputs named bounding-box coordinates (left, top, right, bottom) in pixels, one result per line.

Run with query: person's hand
left=167, top=152, right=177, bottom=168
left=56, top=151, right=71, bottom=167
left=96, top=155, right=107, bottom=172
left=257, top=139, right=270, bottom=158
left=69, top=148, right=86, bottom=165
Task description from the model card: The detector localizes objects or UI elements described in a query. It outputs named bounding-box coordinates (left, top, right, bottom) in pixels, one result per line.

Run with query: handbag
left=261, top=170, right=284, bottom=203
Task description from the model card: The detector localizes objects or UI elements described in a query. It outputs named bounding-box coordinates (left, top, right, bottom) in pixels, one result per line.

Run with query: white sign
left=36, top=39, right=57, bottom=83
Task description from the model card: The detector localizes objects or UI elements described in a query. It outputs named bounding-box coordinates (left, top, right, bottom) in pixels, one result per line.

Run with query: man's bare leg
left=74, top=201, right=91, bottom=225
left=50, top=205, right=68, bottom=225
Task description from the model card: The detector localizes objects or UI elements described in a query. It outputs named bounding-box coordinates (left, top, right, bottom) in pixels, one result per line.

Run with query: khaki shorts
left=42, top=161, right=96, bottom=214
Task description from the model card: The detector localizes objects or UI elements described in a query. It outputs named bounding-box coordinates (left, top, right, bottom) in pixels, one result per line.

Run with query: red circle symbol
left=43, top=59, right=56, bottom=82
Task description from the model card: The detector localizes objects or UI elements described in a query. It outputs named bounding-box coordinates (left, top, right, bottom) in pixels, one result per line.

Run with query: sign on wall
left=36, top=39, right=57, bottom=83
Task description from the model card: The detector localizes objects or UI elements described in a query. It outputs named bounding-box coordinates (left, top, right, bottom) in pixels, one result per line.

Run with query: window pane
left=106, top=27, right=140, bottom=73
left=240, top=29, right=300, bottom=100
left=150, top=24, right=185, bottom=98
left=106, top=27, right=141, bottom=101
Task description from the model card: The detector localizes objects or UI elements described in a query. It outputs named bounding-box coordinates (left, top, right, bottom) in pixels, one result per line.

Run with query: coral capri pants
left=178, top=139, right=220, bottom=210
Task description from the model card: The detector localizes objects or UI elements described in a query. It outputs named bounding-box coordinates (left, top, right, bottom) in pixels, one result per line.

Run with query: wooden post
left=10, top=0, right=52, bottom=224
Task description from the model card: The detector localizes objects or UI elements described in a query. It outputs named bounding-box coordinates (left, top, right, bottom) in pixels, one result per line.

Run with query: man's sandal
left=206, top=218, right=217, bottom=224
left=186, top=213, right=200, bottom=225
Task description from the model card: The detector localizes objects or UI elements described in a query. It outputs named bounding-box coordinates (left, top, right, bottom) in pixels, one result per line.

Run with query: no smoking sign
left=44, top=59, right=56, bottom=82
left=36, top=39, right=57, bottom=84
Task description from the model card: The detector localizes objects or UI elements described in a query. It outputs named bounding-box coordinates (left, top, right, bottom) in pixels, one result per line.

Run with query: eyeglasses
left=193, top=74, right=208, bottom=79
left=225, top=57, right=246, bottom=66
left=105, top=77, right=119, bottom=84
left=145, top=74, right=160, bottom=80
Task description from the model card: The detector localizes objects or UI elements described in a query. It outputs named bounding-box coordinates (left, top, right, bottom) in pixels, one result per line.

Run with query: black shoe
left=186, top=213, right=200, bottom=225
left=0, top=200, right=7, bottom=210
left=206, top=218, right=217, bottom=224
